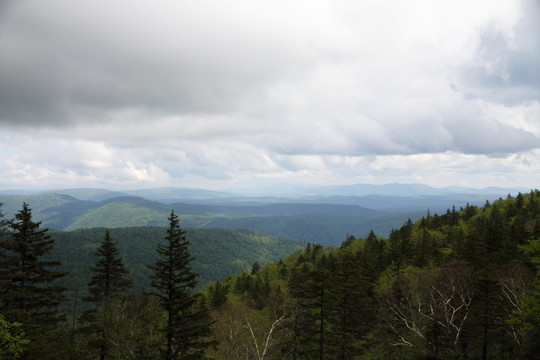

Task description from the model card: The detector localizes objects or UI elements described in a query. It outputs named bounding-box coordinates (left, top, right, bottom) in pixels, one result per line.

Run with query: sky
left=0, top=0, right=539, bottom=191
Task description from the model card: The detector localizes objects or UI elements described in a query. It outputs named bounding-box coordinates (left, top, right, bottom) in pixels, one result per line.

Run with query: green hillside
left=1, top=193, right=422, bottom=245
left=64, top=197, right=171, bottom=230
left=202, top=190, right=540, bottom=359
left=48, top=227, right=305, bottom=298
left=2, top=189, right=539, bottom=359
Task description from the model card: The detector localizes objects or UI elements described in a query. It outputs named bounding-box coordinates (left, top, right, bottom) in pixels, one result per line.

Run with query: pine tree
left=85, top=230, right=132, bottom=303
left=518, top=237, right=540, bottom=358
left=208, top=280, right=228, bottom=310
left=330, top=249, right=375, bottom=359
left=0, top=203, right=67, bottom=359
left=81, top=230, right=132, bottom=360
left=287, top=263, right=320, bottom=359
left=287, top=253, right=335, bottom=360
left=148, top=210, right=213, bottom=360
left=362, top=230, right=386, bottom=278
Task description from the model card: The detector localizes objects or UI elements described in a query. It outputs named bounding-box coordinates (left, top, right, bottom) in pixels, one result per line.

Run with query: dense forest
left=48, top=226, right=305, bottom=298
left=1, top=190, right=540, bottom=359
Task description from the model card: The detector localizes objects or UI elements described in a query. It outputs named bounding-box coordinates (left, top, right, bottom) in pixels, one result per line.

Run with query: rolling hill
left=0, top=184, right=517, bottom=245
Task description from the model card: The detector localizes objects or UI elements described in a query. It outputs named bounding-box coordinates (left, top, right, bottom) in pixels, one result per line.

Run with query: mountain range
left=0, top=183, right=528, bottom=246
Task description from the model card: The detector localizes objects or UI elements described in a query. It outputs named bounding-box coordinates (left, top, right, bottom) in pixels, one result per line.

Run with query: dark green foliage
left=0, top=203, right=67, bottom=359
left=81, top=230, right=132, bottom=360
left=287, top=262, right=321, bottom=359
left=234, top=272, right=254, bottom=295
left=208, top=281, right=229, bottom=309
left=148, top=210, right=213, bottom=360
left=84, top=231, right=132, bottom=303
left=518, top=237, right=540, bottom=358
left=361, top=230, right=386, bottom=279
left=2, top=190, right=540, bottom=359
left=49, top=227, right=304, bottom=302
left=251, top=261, right=261, bottom=275
left=329, top=249, right=375, bottom=359
left=73, top=291, right=164, bottom=360
left=203, top=190, right=540, bottom=359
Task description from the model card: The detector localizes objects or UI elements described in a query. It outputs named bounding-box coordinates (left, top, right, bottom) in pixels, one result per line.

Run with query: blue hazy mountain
left=0, top=183, right=528, bottom=246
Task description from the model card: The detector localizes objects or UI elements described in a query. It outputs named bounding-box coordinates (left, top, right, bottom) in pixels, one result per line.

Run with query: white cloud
left=0, top=0, right=538, bottom=190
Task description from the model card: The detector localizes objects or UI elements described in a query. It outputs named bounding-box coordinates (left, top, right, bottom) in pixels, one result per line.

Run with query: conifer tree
left=84, top=230, right=132, bottom=305
left=208, top=280, right=228, bottom=310
left=148, top=210, right=212, bottom=360
left=0, top=203, right=67, bottom=359
left=517, top=237, right=540, bottom=358
left=287, top=263, right=320, bottom=359
left=330, top=249, right=375, bottom=359
left=81, top=230, right=132, bottom=360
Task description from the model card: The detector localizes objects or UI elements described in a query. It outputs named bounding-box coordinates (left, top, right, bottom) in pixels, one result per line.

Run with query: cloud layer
left=0, top=0, right=539, bottom=190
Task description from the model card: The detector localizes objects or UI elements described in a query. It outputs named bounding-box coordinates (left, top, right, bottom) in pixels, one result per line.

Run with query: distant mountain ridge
left=0, top=184, right=528, bottom=246
left=221, top=182, right=529, bottom=197
left=1, top=182, right=528, bottom=201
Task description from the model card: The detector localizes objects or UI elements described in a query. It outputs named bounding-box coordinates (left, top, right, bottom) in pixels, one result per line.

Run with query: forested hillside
left=0, top=190, right=503, bottom=246
left=1, top=190, right=539, bottom=359
left=49, top=227, right=305, bottom=295
left=0, top=193, right=418, bottom=246
left=202, top=190, right=540, bottom=359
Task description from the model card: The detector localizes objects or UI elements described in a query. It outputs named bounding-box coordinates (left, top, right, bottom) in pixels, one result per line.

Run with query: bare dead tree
left=495, top=260, right=533, bottom=350
left=379, top=261, right=475, bottom=359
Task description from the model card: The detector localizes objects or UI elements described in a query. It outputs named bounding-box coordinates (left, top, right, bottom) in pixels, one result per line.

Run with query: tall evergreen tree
left=287, top=262, right=320, bottom=359
left=148, top=210, right=212, bottom=360
left=0, top=203, right=67, bottom=359
left=517, top=237, right=540, bottom=358
left=84, top=230, right=132, bottom=305
left=81, top=230, right=132, bottom=360
left=330, top=249, right=375, bottom=359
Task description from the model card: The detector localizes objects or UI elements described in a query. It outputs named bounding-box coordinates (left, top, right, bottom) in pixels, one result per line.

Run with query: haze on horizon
left=0, top=0, right=539, bottom=192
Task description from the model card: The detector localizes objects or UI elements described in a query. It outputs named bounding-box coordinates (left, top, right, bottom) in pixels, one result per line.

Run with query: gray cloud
left=459, top=0, right=540, bottom=105
left=0, top=0, right=539, bottom=190
left=0, top=1, right=313, bottom=126
left=445, top=116, right=540, bottom=155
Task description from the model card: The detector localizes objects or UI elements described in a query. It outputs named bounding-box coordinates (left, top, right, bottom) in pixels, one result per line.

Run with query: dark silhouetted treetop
left=148, top=210, right=212, bottom=360
left=0, top=203, right=67, bottom=359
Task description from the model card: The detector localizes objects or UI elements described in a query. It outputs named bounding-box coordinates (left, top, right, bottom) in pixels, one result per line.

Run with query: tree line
left=2, top=190, right=540, bottom=359
left=203, top=190, right=540, bottom=360
left=0, top=203, right=211, bottom=359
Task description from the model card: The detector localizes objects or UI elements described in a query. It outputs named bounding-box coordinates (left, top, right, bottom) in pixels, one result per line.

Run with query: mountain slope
left=203, top=190, right=540, bottom=360
left=50, top=227, right=305, bottom=294
left=1, top=189, right=507, bottom=246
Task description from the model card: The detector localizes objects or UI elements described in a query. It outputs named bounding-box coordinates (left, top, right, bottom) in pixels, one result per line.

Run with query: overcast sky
left=0, top=0, right=539, bottom=191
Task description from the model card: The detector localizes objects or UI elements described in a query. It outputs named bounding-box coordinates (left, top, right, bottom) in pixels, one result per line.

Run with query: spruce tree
left=84, top=230, right=132, bottom=305
left=0, top=203, right=67, bottom=359
left=287, top=263, right=319, bottom=359
left=330, top=249, right=375, bottom=359
left=148, top=210, right=212, bottom=360
left=81, top=230, right=132, bottom=360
